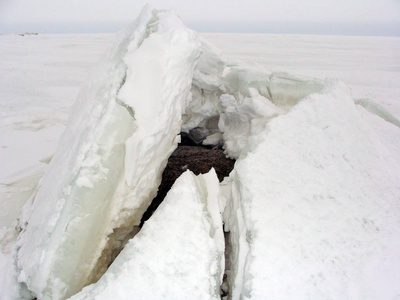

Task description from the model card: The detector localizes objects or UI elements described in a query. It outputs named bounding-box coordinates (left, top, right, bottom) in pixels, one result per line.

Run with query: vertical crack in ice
left=116, top=75, right=136, bottom=120
left=221, top=230, right=231, bottom=299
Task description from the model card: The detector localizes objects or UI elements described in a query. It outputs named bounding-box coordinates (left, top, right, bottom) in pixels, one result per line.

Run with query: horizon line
left=1, top=20, right=399, bottom=37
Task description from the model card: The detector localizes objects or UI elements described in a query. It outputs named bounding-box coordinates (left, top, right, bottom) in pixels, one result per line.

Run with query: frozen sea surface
left=1, top=33, right=399, bottom=181
left=0, top=28, right=399, bottom=299
left=0, top=34, right=113, bottom=180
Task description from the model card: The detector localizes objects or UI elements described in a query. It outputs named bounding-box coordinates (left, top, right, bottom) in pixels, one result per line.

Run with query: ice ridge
left=7, top=5, right=400, bottom=300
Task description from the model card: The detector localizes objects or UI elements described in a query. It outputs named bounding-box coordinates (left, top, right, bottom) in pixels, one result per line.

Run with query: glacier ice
left=5, top=4, right=400, bottom=300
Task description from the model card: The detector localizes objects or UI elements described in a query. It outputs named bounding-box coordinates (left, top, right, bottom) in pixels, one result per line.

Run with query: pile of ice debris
left=1, top=5, right=400, bottom=300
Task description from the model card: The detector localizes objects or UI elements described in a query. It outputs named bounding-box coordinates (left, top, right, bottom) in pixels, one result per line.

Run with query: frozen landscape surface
left=70, top=169, right=224, bottom=300
left=1, top=26, right=399, bottom=182
left=1, top=5, right=400, bottom=300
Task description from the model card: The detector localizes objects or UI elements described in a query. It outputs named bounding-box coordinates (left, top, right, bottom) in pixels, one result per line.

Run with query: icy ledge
left=7, top=4, right=400, bottom=300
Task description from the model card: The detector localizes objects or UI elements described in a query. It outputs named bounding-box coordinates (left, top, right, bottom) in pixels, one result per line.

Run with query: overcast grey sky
left=1, top=0, right=399, bottom=35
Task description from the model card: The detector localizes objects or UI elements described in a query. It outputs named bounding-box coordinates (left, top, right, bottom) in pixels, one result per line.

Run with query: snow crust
left=2, top=5, right=399, bottom=300
left=70, top=169, right=224, bottom=300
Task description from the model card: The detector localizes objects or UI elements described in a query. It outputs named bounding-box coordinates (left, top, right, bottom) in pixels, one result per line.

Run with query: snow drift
left=5, top=4, right=400, bottom=300
left=222, top=81, right=400, bottom=299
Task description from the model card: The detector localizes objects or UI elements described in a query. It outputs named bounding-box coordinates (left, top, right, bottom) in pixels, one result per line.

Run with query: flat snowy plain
left=1, top=33, right=399, bottom=181
left=1, top=28, right=400, bottom=299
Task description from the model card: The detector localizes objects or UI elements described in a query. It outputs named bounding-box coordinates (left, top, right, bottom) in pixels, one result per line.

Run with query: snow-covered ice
left=0, top=4, right=400, bottom=300
left=70, top=169, right=224, bottom=300
left=223, top=81, right=400, bottom=299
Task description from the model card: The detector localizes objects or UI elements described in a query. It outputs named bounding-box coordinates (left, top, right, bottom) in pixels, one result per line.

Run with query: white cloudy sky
left=1, top=0, right=399, bottom=34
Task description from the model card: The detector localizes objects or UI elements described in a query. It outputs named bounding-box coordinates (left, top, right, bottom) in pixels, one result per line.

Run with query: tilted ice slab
left=10, top=4, right=400, bottom=300
left=14, top=6, right=201, bottom=299
left=70, top=169, right=224, bottom=300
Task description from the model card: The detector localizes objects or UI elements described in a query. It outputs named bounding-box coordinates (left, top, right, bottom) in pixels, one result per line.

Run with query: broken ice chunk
left=70, top=169, right=224, bottom=300
left=203, top=132, right=223, bottom=147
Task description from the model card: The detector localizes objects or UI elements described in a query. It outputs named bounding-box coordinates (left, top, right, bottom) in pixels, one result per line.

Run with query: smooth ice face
left=14, top=6, right=200, bottom=300
left=70, top=169, right=224, bottom=300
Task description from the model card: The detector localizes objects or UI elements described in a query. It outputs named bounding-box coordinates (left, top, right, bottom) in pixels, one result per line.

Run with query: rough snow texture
left=223, top=81, right=400, bottom=299
left=70, top=169, right=224, bottom=300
